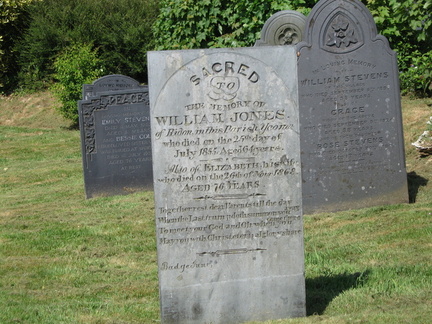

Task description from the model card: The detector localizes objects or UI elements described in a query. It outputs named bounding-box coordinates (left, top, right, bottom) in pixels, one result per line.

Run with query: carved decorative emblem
left=81, top=99, right=100, bottom=154
left=207, top=76, right=240, bottom=101
left=321, top=12, right=363, bottom=53
left=254, top=10, right=306, bottom=46
left=277, top=26, right=300, bottom=45
left=326, top=15, right=358, bottom=48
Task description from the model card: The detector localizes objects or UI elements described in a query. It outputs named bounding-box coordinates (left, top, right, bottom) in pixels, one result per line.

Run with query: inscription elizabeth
left=149, top=48, right=305, bottom=323
left=152, top=58, right=300, bottom=233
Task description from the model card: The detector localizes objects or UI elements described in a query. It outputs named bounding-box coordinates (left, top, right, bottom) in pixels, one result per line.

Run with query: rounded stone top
left=255, top=10, right=307, bottom=47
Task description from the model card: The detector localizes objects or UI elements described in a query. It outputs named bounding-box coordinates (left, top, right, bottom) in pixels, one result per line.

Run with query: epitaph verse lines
left=149, top=47, right=305, bottom=322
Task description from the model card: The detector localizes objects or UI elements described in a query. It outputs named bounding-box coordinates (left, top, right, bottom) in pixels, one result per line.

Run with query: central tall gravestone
left=148, top=47, right=305, bottom=323
left=78, top=75, right=153, bottom=198
left=297, top=0, right=408, bottom=213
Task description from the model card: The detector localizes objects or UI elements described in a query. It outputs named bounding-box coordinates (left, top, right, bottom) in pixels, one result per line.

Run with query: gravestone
left=148, top=47, right=305, bottom=323
left=297, top=0, right=408, bottom=214
left=78, top=75, right=152, bottom=199
left=255, top=10, right=307, bottom=46
left=82, top=74, right=140, bottom=100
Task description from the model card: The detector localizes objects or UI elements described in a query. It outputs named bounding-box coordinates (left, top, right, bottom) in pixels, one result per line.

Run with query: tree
left=14, top=0, right=159, bottom=91
left=153, top=0, right=317, bottom=50
left=0, top=0, right=40, bottom=93
left=153, top=0, right=431, bottom=96
left=363, top=0, right=432, bottom=96
left=52, top=43, right=102, bottom=127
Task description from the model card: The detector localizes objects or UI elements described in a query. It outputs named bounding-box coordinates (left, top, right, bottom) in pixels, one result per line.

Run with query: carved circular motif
left=255, top=10, right=306, bottom=46
left=276, top=25, right=301, bottom=45
left=320, top=11, right=364, bottom=53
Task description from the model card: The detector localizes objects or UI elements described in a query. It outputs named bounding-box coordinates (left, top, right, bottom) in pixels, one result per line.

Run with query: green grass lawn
left=1, top=93, right=431, bottom=323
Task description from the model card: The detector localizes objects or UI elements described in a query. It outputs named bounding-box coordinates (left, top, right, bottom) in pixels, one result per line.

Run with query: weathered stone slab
left=82, top=74, right=141, bottom=100
left=297, top=0, right=408, bottom=214
left=78, top=75, right=152, bottom=198
left=255, top=10, right=307, bottom=46
left=148, top=47, right=305, bottom=323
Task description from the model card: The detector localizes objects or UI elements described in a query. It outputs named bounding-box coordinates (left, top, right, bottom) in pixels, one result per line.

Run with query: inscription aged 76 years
left=148, top=47, right=305, bottom=324
left=79, top=75, right=153, bottom=198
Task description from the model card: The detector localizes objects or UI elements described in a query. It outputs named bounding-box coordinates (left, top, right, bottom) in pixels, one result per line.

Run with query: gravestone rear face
left=79, top=75, right=153, bottom=198
left=82, top=74, right=140, bottom=100
left=254, top=10, right=306, bottom=46
left=148, top=47, right=305, bottom=323
left=297, top=0, right=408, bottom=213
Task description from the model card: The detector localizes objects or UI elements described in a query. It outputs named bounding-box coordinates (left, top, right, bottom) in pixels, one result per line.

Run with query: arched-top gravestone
left=82, top=74, right=142, bottom=100
left=148, top=46, right=305, bottom=323
left=78, top=75, right=153, bottom=198
left=296, top=0, right=408, bottom=213
left=255, top=10, right=306, bottom=46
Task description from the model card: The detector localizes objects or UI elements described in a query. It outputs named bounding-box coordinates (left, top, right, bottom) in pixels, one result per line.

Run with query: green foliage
left=153, top=0, right=316, bottom=50
left=14, top=0, right=158, bottom=91
left=4, top=0, right=432, bottom=97
left=400, top=50, right=432, bottom=97
left=0, top=0, right=40, bottom=93
left=52, top=44, right=102, bottom=127
left=363, top=0, right=432, bottom=97
left=153, top=0, right=432, bottom=97
left=363, top=0, right=432, bottom=47
left=0, top=0, right=33, bottom=23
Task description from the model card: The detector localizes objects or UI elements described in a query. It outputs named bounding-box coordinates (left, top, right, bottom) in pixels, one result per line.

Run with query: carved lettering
left=190, top=61, right=260, bottom=85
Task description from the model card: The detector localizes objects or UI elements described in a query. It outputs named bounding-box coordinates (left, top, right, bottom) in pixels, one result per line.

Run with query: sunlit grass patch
left=0, top=94, right=431, bottom=323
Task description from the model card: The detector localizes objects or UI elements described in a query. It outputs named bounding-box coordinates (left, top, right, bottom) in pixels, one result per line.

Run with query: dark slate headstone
left=82, top=74, right=141, bottom=100
left=78, top=75, right=152, bottom=198
left=297, top=0, right=408, bottom=214
left=148, top=47, right=305, bottom=324
left=255, top=10, right=306, bottom=46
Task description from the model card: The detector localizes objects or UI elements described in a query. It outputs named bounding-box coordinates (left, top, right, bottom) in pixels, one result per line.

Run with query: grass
left=1, top=92, right=431, bottom=323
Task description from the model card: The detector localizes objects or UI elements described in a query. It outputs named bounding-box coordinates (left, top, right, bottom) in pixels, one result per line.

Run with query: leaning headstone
left=78, top=75, right=152, bottom=199
left=255, top=10, right=307, bottom=46
left=148, top=47, right=305, bottom=323
left=297, top=0, right=408, bottom=214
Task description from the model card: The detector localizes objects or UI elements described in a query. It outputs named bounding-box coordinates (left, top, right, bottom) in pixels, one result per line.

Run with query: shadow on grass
left=61, top=123, right=80, bottom=131
left=305, top=270, right=370, bottom=316
left=407, top=171, right=428, bottom=203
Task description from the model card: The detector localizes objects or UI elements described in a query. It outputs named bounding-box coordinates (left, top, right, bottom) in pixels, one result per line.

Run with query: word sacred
left=190, top=61, right=260, bottom=85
